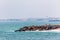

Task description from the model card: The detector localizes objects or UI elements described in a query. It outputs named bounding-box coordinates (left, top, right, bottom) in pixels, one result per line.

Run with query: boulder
left=15, top=24, right=60, bottom=32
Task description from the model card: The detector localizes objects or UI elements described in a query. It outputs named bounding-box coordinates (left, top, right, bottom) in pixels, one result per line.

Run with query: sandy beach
left=53, top=28, right=60, bottom=30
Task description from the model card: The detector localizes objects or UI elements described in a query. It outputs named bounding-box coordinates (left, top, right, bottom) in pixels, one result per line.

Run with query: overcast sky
left=0, top=0, right=60, bottom=19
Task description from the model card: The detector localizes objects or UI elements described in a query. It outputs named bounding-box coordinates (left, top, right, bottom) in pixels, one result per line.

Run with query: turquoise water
left=0, top=21, right=60, bottom=40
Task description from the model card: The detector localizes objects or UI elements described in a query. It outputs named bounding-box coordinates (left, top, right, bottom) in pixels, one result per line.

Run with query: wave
left=25, top=30, right=60, bottom=33
left=1, top=29, right=60, bottom=33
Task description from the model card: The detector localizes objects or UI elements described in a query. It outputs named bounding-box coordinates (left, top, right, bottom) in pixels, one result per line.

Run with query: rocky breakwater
left=15, top=24, right=60, bottom=32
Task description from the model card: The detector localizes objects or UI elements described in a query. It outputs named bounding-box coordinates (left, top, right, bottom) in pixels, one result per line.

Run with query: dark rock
left=15, top=24, right=60, bottom=32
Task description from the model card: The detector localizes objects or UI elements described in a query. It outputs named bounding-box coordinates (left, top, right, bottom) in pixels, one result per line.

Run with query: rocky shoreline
left=15, top=24, right=60, bottom=32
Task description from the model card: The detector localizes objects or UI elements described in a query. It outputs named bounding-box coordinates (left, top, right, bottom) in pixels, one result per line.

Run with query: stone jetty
left=15, top=24, right=60, bottom=32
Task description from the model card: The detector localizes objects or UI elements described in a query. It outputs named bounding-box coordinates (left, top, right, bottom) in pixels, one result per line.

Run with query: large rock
left=15, top=25, right=60, bottom=32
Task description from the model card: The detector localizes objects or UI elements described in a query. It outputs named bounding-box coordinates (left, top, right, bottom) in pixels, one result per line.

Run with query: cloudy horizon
left=0, top=0, right=60, bottom=19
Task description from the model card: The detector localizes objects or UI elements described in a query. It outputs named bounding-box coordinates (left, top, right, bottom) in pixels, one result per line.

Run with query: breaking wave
left=25, top=30, right=60, bottom=33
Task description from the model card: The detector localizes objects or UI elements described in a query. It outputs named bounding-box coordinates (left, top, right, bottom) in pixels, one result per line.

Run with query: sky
left=0, top=0, right=60, bottom=19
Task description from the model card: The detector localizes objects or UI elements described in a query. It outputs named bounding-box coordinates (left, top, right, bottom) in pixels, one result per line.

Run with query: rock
left=15, top=24, right=60, bottom=32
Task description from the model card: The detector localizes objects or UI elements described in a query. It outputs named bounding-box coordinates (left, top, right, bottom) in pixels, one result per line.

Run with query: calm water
left=0, top=21, right=60, bottom=40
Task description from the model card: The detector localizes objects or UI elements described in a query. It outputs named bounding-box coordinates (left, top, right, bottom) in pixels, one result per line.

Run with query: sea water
left=0, top=21, right=60, bottom=40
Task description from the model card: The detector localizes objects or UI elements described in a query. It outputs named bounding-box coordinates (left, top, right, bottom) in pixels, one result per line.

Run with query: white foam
left=25, top=30, right=60, bottom=32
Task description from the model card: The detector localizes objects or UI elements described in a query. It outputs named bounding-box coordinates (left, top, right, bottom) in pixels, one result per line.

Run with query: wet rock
left=15, top=24, right=60, bottom=32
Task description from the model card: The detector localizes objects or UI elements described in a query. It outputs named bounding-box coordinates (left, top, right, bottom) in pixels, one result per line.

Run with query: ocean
left=0, top=21, right=60, bottom=40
